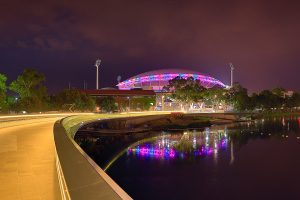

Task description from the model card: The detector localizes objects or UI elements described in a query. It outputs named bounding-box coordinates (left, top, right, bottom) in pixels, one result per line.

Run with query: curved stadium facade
left=117, top=69, right=226, bottom=91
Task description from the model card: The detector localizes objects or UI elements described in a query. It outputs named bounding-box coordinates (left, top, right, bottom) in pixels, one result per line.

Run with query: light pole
left=229, top=63, right=234, bottom=87
left=161, top=95, right=165, bottom=111
left=127, top=96, right=130, bottom=112
left=95, top=59, right=101, bottom=90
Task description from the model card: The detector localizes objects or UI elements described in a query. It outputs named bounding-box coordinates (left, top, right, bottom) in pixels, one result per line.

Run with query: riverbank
left=76, top=113, right=246, bottom=136
left=255, top=111, right=300, bottom=118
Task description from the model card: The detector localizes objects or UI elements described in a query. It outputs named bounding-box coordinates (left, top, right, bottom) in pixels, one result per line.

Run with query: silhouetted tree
left=286, top=93, right=300, bottom=109
left=225, top=83, right=251, bottom=111
left=52, top=89, right=95, bottom=111
left=256, top=90, right=282, bottom=110
left=9, top=69, right=48, bottom=112
left=98, top=96, right=117, bottom=112
left=9, top=68, right=47, bottom=99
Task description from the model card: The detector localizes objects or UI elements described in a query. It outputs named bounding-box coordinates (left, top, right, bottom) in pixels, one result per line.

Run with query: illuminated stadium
left=117, top=69, right=227, bottom=91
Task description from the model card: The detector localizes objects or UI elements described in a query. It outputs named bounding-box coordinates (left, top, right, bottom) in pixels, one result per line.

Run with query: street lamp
left=95, top=59, right=101, bottom=90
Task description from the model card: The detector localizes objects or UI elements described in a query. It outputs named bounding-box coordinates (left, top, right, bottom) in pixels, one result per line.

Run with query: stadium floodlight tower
left=229, top=63, right=234, bottom=88
left=95, top=59, right=101, bottom=90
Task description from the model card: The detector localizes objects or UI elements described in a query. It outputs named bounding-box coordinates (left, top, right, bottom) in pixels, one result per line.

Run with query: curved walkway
left=0, top=118, right=62, bottom=200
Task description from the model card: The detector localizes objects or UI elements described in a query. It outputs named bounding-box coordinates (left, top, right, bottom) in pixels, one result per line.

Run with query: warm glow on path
left=0, top=118, right=62, bottom=200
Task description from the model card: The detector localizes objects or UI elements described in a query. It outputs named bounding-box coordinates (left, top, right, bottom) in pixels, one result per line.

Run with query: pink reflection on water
left=128, top=146, right=176, bottom=159
left=127, top=133, right=228, bottom=160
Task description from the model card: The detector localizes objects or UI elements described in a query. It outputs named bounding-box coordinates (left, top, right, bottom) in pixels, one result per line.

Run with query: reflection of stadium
left=127, top=128, right=228, bottom=159
left=117, top=69, right=227, bottom=92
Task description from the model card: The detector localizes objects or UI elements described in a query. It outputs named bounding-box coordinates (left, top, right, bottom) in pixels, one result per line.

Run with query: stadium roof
left=129, top=68, right=209, bottom=79
left=117, top=68, right=226, bottom=90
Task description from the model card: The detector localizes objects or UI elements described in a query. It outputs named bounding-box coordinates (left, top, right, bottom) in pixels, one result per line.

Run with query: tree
left=11, top=96, right=46, bottom=112
left=272, top=87, right=286, bottom=97
left=9, top=69, right=48, bottom=112
left=0, top=74, right=7, bottom=111
left=164, top=76, right=207, bottom=109
left=256, top=90, right=282, bottom=110
left=203, top=86, right=226, bottom=110
left=286, top=93, right=300, bottom=109
left=98, top=96, right=117, bottom=112
left=272, top=87, right=285, bottom=108
left=52, top=89, right=95, bottom=111
left=9, top=68, right=47, bottom=99
left=130, top=96, right=155, bottom=111
left=225, top=83, right=252, bottom=111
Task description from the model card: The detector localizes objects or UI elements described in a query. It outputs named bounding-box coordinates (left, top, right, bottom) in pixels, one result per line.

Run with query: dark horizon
left=1, top=0, right=300, bottom=93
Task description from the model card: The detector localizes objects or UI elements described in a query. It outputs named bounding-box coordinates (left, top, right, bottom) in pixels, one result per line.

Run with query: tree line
left=0, top=69, right=95, bottom=113
left=0, top=68, right=156, bottom=113
left=164, top=76, right=300, bottom=112
left=1, top=70, right=299, bottom=114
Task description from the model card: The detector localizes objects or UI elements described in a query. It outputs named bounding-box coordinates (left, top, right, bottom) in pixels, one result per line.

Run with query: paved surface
left=0, top=118, right=62, bottom=200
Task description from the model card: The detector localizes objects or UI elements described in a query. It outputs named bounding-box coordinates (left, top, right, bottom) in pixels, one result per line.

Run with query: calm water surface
left=78, top=116, right=300, bottom=200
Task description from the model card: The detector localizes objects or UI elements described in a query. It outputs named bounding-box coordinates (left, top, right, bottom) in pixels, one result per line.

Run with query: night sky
left=1, top=0, right=300, bottom=93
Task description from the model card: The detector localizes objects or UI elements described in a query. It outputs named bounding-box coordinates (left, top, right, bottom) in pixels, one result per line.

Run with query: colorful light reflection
left=127, top=131, right=228, bottom=160
left=128, top=146, right=176, bottom=158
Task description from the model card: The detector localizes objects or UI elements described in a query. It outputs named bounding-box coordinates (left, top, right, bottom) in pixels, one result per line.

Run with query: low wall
left=54, top=119, right=132, bottom=200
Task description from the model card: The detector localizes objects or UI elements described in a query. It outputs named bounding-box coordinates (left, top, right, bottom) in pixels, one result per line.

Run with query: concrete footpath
left=0, top=118, right=62, bottom=200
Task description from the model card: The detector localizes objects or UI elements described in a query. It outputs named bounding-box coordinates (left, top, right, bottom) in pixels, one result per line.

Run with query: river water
left=78, top=116, right=300, bottom=200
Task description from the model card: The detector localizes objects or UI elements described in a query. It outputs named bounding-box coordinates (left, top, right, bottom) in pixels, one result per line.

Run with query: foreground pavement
left=0, top=118, right=62, bottom=200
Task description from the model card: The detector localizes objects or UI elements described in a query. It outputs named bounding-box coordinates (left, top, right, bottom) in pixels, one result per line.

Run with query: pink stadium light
left=117, top=69, right=226, bottom=91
